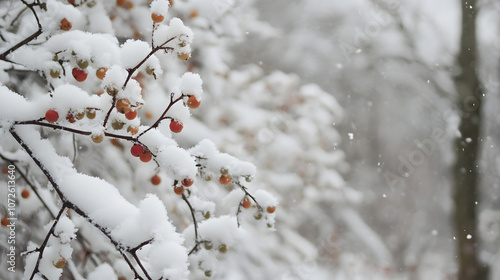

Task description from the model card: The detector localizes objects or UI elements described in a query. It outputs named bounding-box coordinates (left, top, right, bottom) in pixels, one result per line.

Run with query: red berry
left=267, top=206, right=276, bottom=214
left=151, top=174, right=161, bottom=185
left=21, top=189, right=30, bottom=199
left=1, top=216, right=9, bottom=227
left=140, top=151, right=152, bottom=163
left=170, top=120, right=183, bottom=133
left=116, top=0, right=126, bottom=7
left=187, top=96, right=201, bottom=109
left=242, top=197, right=251, bottom=209
left=125, top=110, right=137, bottom=120
left=174, top=186, right=184, bottom=195
left=66, top=112, right=76, bottom=123
left=130, top=144, right=143, bottom=157
left=45, top=109, right=59, bottom=122
left=181, top=178, right=193, bottom=187
left=219, top=174, right=231, bottom=185
left=72, top=68, right=87, bottom=82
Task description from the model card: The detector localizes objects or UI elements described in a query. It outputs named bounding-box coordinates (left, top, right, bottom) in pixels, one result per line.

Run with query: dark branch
left=122, top=36, right=177, bottom=89
left=0, top=0, right=43, bottom=62
left=29, top=206, right=67, bottom=280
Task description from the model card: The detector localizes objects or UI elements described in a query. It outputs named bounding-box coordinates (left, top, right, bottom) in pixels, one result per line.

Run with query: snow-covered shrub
left=0, top=1, right=275, bottom=279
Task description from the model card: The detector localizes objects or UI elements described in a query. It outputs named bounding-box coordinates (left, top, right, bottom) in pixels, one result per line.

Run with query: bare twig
left=182, top=193, right=200, bottom=255
left=122, top=36, right=177, bottom=89
left=0, top=0, right=44, bottom=62
left=28, top=206, right=67, bottom=280
left=138, top=92, right=185, bottom=138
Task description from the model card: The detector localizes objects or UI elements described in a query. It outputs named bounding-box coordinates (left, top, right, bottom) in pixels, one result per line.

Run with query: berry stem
left=122, top=36, right=177, bottom=90
left=182, top=192, right=200, bottom=256
left=102, top=95, right=117, bottom=128
left=137, top=92, right=185, bottom=138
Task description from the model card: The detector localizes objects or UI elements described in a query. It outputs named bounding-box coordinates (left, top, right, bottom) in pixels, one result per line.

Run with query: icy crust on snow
left=190, top=139, right=257, bottom=178
left=16, top=126, right=189, bottom=280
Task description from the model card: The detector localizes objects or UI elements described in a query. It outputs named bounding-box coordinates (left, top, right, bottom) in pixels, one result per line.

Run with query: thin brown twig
left=0, top=0, right=43, bottom=62
left=28, top=206, right=67, bottom=280
left=138, top=92, right=185, bottom=138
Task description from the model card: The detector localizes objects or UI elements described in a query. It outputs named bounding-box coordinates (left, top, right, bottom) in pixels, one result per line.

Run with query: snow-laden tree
left=164, top=2, right=396, bottom=279
left=0, top=1, right=277, bottom=279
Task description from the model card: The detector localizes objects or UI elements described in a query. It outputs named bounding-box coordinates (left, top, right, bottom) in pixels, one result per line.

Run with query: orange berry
left=60, top=18, right=72, bottom=31
left=168, top=0, right=173, bottom=6
left=1, top=216, right=9, bottom=227
left=144, top=111, right=153, bottom=119
left=140, top=151, right=152, bottom=163
left=174, top=186, right=184, bottom=195
left=53, top=258, right=66, bottom=269
left=96, top=67, right=107, bottom=80
left=189, top=11, right=198, bottom=18
left=124, top=1, right=134, bottom=9
left=21, top=189, right=30, bottom=199
left=127, top=126, right=139, bottom=135
left=76, top=112, right=85, bottom=120
left=242, top=197, right=251, bottom=209
left=110, top=138, right=122, bottom=148
left=116, top=0, right=126, bottom=6
left=116, top=99, right=131, bottom=114
left=181, top=178, right=193, bottom=187
left=92, top=134, right=104, bottom=143
left=151, top=174, right=161, bottom=185
left=177, top=53, right=190, bottom=61
left=219, top=174, right=231, bottom=185
left=125, top=110, right=137, bottom=120
left=86, top=109, right=96, bottom=119
left=267, top=206, right=276, bottom=214
left=45, top=109, right=59, bottom=123
left=151, top=13, right=164, bottom=23
left=187, top=95, right=201, bottom=109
